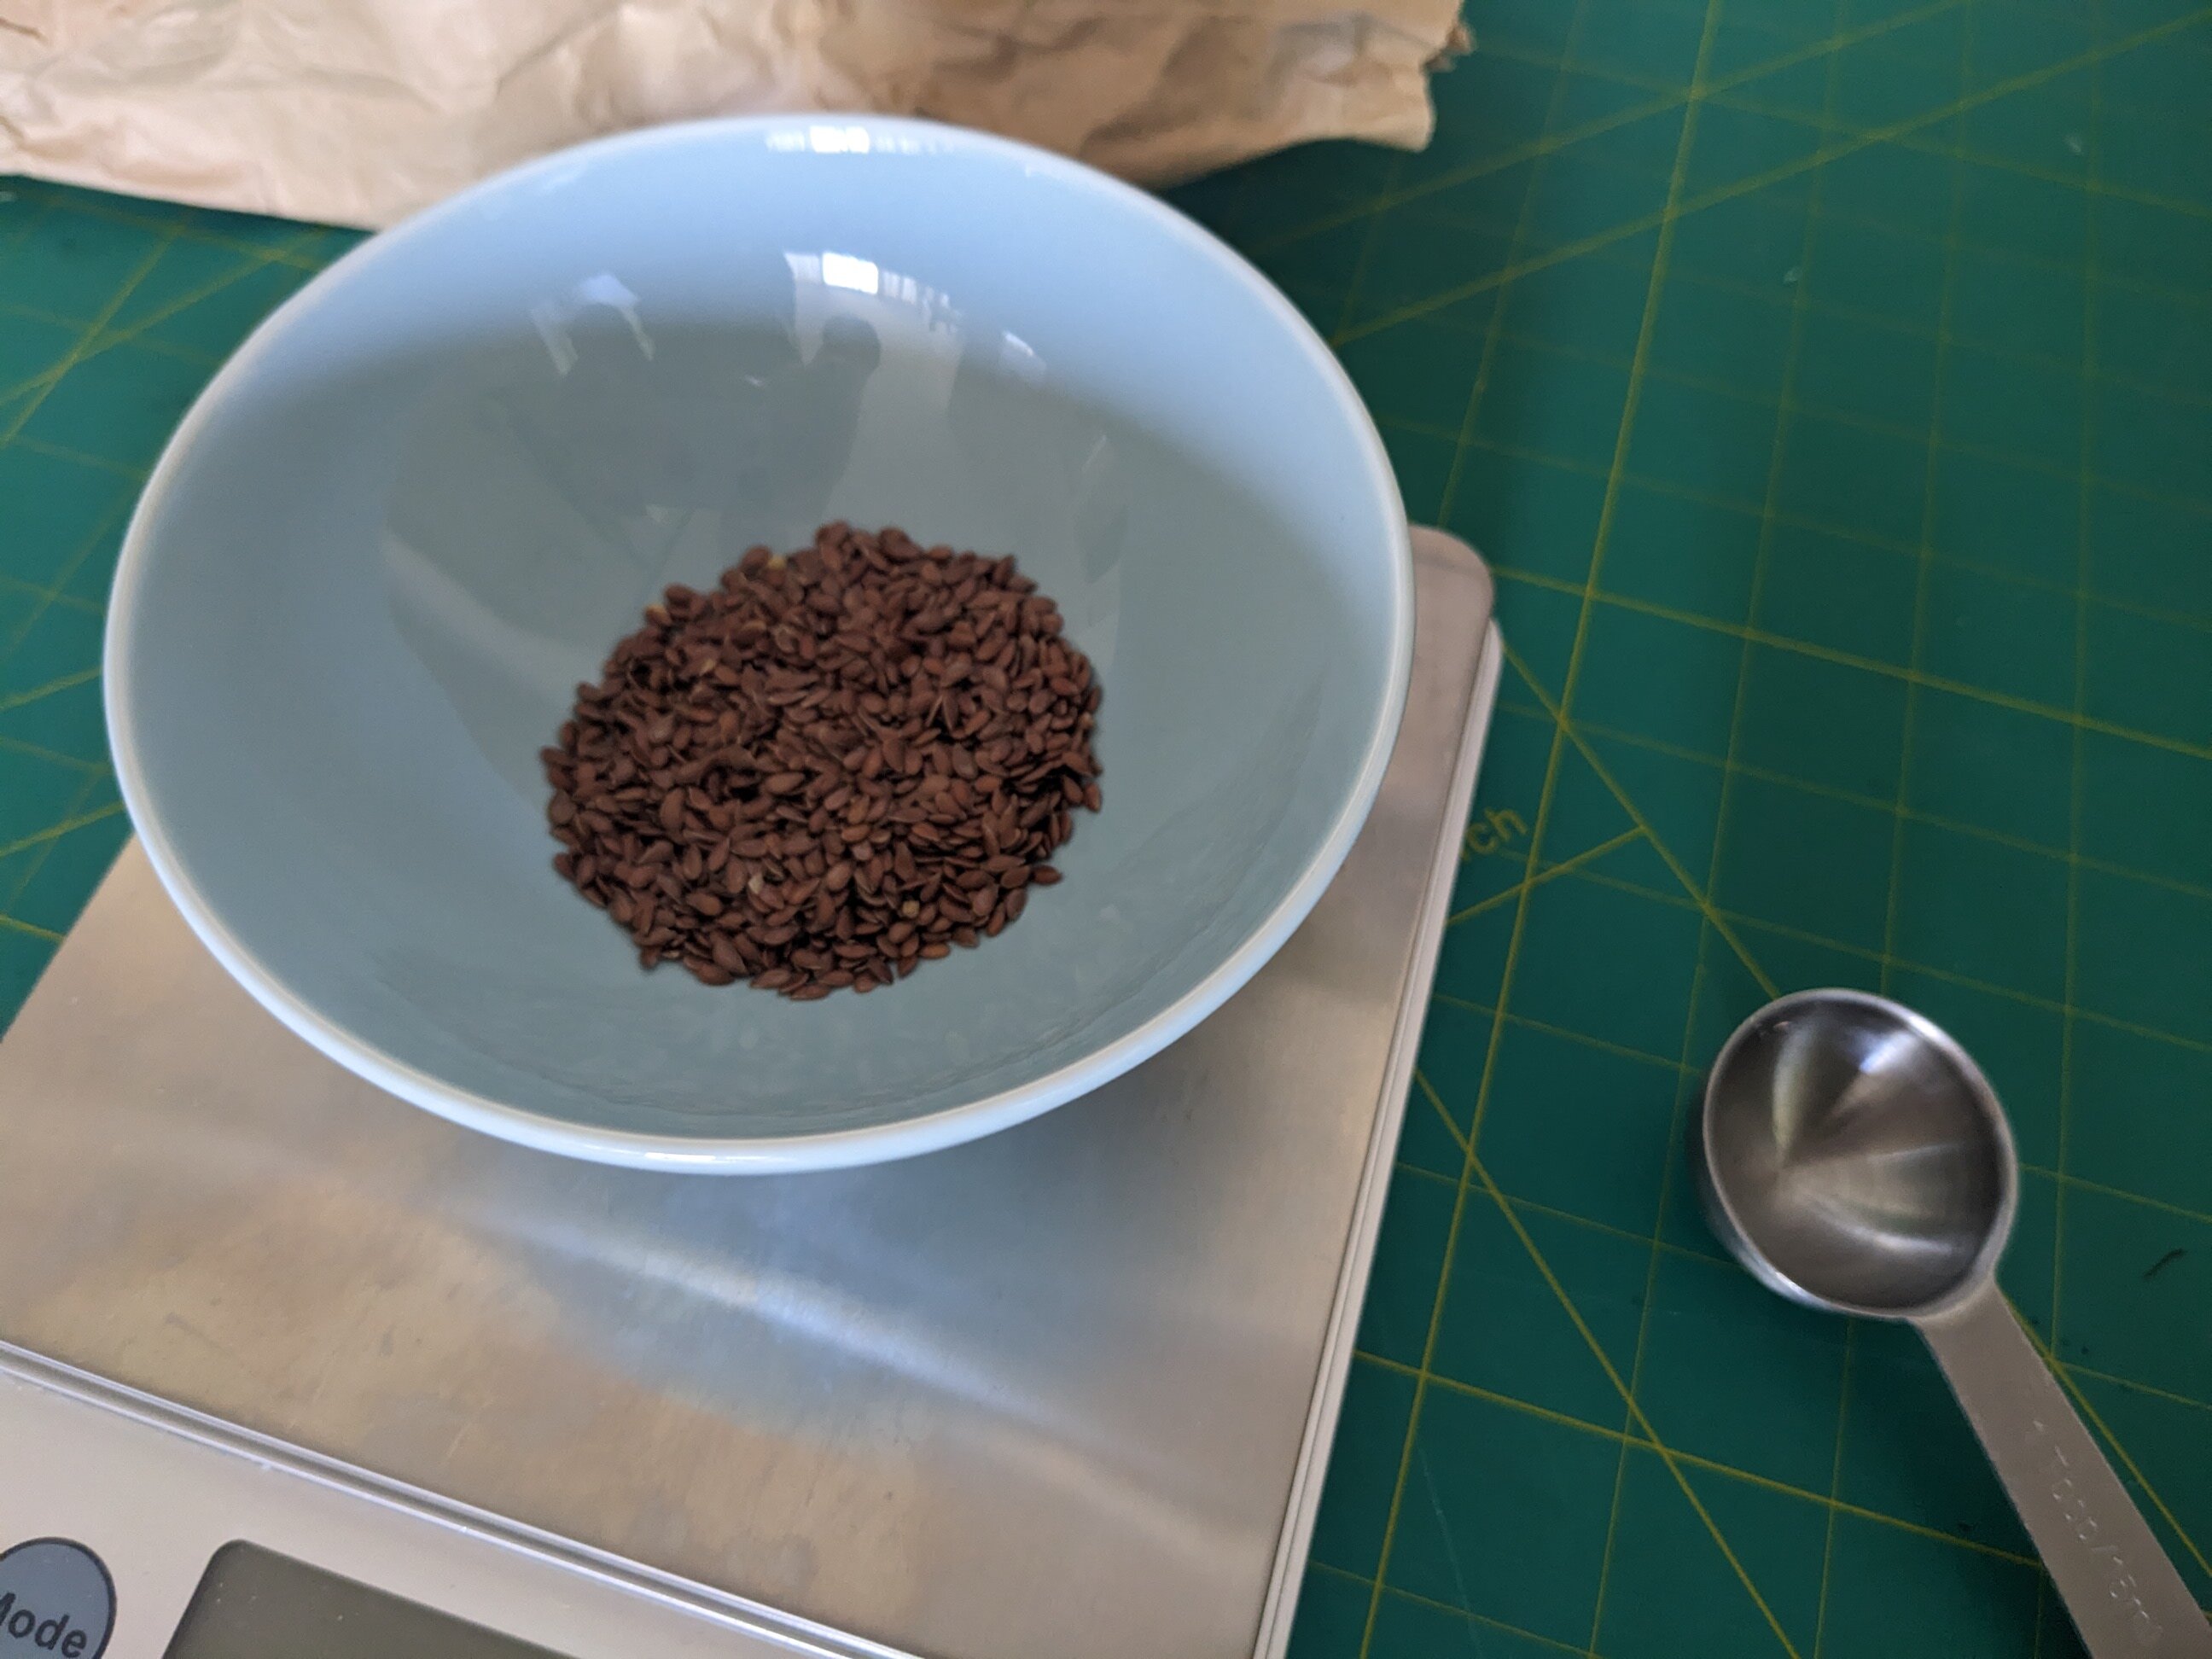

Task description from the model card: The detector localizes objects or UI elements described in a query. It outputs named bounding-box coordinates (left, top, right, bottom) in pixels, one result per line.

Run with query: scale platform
left=0, top=530, right=1499, bottom=1659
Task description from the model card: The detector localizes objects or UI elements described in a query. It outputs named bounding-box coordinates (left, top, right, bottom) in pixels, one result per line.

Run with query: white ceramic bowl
left=107, top=116, right=1412, bottom=1171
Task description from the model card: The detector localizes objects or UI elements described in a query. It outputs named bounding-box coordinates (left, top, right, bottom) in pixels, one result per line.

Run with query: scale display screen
left=165, top=1543, right=571, bottom=1659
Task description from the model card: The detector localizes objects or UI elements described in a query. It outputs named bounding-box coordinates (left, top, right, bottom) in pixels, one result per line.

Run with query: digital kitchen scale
left=0, top=532, right=1499, bottom=1659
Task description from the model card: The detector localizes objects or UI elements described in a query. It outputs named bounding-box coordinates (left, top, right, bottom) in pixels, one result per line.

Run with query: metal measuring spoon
left=1695, top=989, right=2210, bottom=1656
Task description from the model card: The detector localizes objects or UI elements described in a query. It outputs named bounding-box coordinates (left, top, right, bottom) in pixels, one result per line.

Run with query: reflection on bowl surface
left=107, top=116, right=1412, bottom=1169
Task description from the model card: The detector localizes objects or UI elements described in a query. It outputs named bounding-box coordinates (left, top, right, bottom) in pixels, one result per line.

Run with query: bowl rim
left=103, top=112, right=1415, bottom=1173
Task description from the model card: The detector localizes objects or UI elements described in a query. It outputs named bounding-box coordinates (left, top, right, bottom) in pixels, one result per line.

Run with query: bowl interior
left=112, top=119, right=1408, bottom=1153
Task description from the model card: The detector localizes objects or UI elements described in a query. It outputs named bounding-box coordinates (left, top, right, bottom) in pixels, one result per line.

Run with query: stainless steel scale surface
left=0, top=531, right=1499, bottom=1659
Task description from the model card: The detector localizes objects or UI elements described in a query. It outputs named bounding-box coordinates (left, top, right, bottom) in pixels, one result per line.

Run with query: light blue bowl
left=107, top=117, right=1412, bottom=1171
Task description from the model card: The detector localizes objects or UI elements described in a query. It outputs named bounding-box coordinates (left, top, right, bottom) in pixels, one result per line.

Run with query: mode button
left=0, top=1540, right=114, bottom=1658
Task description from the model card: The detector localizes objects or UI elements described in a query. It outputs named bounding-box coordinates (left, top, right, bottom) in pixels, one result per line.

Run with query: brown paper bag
left=0, top=0, right=1463, bottom=229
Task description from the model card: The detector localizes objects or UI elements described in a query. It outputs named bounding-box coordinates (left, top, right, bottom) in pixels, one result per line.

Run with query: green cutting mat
left=2, top=0, right=2209, bottom=1651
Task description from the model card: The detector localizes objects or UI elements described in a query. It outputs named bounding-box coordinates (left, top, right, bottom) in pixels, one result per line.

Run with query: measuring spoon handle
left=1917, top=1279, right=2210, bottom=1657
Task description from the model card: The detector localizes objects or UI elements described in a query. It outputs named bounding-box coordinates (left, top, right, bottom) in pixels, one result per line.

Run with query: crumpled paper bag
left=0, top=0, right=1464, bottom=229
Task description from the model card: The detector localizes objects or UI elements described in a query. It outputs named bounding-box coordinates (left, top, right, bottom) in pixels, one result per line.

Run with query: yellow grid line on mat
left=1415, top=1069, right=1476, bottom=1159
left=1364, top=8, right=1812, bottom=1653
left=1392, top=1126, right=2212, bottom=1610
left=0, top=735, right=105, bottom=774
left=1468, top=31, right=2212, bottom=234
left=0, top=576, right=100, bottom=619
left=1331, top=9, right=2212, bottom=346
left=3, top=185, right=337, bottom=277
left=1391, top=410, right=2212, bottom=637
left=1495, top=564, right=2212, bottom=766
left=0, top=230, right=323, bottom=411
left=1554, top=860, right=2212, bottom=1060
left=1711, top=89, right=2212, bottom=231
left=1877, top=0, right=1969, bottom=1004
left=0, top=667, right=101, bottom=715
left=1810, top=1318, right=1858, bottom=1659
left=1350, top=180, right=2212, bottom=361
left=1312, top=1560, right=1601, bottom=1657
left=1430, top=0, right=1591, bottom=547
left=3, top=494, right=132, bottom=660
left=1447, top=826, right=1646, bottom=924
left=2015, top=1300, right=2212, bottom=1580
left=1429, top=993, right=1692, bottom=1077
left=1472, top=1147, right=1803, bottom=1656
left=1501, top=639, right=1780, bottom=998
left=1353, top=1292, right=2046, bottom=1573
left=1385, top=311, right=2212, bottom=529
left=2065, top=1363, right=2212, bottom=1422
left=3, top=435, right=149, bottom=480
left=2049, top=13, right=2108, bottom=1403
left=1394, top=1144, right=2212, bottom=1412
left=1246, top=0, right=1976, bottom=257
left=0, top=234, right=175, bottom=449
left=1486, top=704, right=2212, bottom=912
left=0, top=806, right=125, bottom=864
left=1594, top=15, right=1842, bottom=1642
left=1354, top=6, right=1619, bottom=1644
left=0, top=773, right=110, bottom=918
left=1353, top=7, right=1600, bottom=1638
